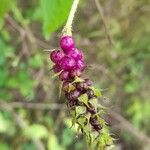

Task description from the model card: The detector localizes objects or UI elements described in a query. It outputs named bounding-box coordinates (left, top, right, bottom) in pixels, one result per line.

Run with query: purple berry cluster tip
left=50, top=36, right=86, bottom=81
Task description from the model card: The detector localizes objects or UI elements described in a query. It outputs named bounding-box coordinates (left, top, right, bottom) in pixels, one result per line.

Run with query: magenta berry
left=76, top=82, right=88, bottom=91
left=59, top=71, right=70, bottom=81
left=62, top=81, right=70, bottom=92
left=67, top=48, right=84, bottom=60
left=50, top=50, right=65, bottom=64
left=67, top=90, right=81, bottom=101
left=76, top=59, right=86, bottom=71
left=53, top=65, right=62, bottom=73
left=60, top=36, right=75, bottom=53
left=70, top=69, right=81, bottom=78
left=87, top=107, right=96, bottom=114
left=84, top=79, right=93, bottom=86
left=86, top=89, right=95, bottom=99
left=60, top=56, right=76, bottom=70
left=62, top=81, right=70, bottom=88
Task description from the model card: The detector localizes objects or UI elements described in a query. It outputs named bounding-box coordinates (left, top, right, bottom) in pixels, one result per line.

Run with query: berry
left=67, top=48, right=84, bottom=60
left=60, top=36, right=75, bottom=53
left=94, top=124, right=103, bottom=131
left=103, top=115, right=111, bottom=126
left=87, top=106, right=96, bottom=114
left=53, top=65, right=62, bottom=73
left=62, top=81, right=69, bottom=88
left=60, top=56, right=76, bottom=70
left=76, top=59, right=86, bottom=71
left=62, top=81, right=70, bottom=92
left=84, top=79, right=93, bottom=86
left=67, top=90, right=81, bottom=101
left=70, top=69, right=81, bottom=78
left=67, top=99, right=78, bottom=107
left=90, top=117, right=103, bottom=131
left=50, top=50, right=65, bottom=64
left=59, top=71, right=70, bottom=81
left=76, top=82, right=88, bottom=92
left=86, top=89, right=95, bottom=99
left=90, top=117, right=99, bottom=126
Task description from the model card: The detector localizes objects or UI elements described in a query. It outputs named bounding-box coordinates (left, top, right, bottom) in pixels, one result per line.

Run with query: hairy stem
left=63, top=0, right=80, bottom=35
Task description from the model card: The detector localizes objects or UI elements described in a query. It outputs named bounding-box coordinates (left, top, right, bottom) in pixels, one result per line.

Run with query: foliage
left=0, top=0, right=149, bottom=149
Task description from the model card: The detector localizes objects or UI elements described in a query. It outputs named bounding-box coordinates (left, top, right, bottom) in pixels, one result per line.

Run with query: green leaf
left=48, top=134, right=65, bottom=150
left=78, top=94, right=88, bottom=105
left=75, top=106, right=86, bottom=117
left=0, top=142, right=9, bottom=150
left=40, top=0, right=73, bottom=38
left=64, top=118, right=79, bottom=132
left=77, top=116, right=87, bottom=126
left=29, top=54, right=44, bottom=69
left=91, top=87, right=102, bottom=97
left=0, top=112, right=9, bottom=133
left=0, top=0, right=14, bottom=19
left=73, top=77, right=84, bottom=83
left=89, top=98, right=98, bottom=110
left=24, top=124, right=48, bottom=139
left=0, top=112, right=15, bottom=135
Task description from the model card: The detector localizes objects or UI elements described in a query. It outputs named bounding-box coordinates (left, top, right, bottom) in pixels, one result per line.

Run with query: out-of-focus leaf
left=29, top=54, right=44, bottom=69
left=23, top=142, right=37, bottom=150
left=78, top=94, right=88, bottom=105
left=61, top=128, right=74, bottom=147
left=91, top=87, right=102, bottom=97
left=0, top=112, right=15, bottom=135
left=64, top=118, right=78, bottom=132
left=48, top=134, right=65, bottom=150
left=0, top=112, right=8, bottom=133
left=24, top=124, right=48, bottom=139
left=0, top=0, right=14, bottom=19
left=0, top=142, right=9, bottom=150
left=40, top=0, right=72, bottom=38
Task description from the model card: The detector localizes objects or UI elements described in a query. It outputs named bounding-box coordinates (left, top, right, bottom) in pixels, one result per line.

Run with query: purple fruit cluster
left=50, top=36, right=106, bottom=133
left=50, top=36, right=86, bottom=81
left=63, top=78, right=104, bottom=132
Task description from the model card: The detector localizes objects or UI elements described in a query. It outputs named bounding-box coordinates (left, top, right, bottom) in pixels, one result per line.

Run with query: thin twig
left=94, top=0, right=113, bottom=47
left=1, top=100, right=150, bottom=144
left=0, top=101, right=64, bottom=110
left=5, top=14, right=51, bottom=49
left=109, top=110, right=150, bottom=145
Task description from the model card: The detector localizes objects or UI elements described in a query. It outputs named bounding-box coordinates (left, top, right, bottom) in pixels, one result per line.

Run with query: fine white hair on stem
left=63, top=0, right=80, bottom=36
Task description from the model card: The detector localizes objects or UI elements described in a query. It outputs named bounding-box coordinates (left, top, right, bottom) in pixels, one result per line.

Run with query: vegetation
left=0, top=0, right=149, bottom=149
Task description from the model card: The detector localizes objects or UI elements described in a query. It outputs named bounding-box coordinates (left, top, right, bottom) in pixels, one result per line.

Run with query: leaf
left=24, top=124, right=48, bottom=139
left=77, top=116, right=87, bottom=126
left=0, top=112, right=9, bottom=133
left=64, top=118, right=79, bottom=132
left=0, top=112, right=15, bottom=135
left=40, top=0, right=73, bottom=38
left=91, top=87, right=102, bottom=97
left=75, top=106, right=86, bottom=117
left=78, top=94, right=88, bottom=105
left=0, top=0, right=14, bottom=19
left=48, top=134, right=65, bottom=150
left=0, top=142, right=9, bottom=150
left=61, top=128, right=74, bottom=147
left=89, top=98, right=98, bottom=110
left=73, top=76, right=84, bottom=83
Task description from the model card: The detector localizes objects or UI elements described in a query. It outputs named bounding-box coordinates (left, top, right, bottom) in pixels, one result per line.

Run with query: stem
left=63, top=0, right=80, bottom=36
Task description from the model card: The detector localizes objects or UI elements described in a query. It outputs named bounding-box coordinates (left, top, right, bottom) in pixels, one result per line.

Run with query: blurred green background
left=0, top=0, right=150, bottom=150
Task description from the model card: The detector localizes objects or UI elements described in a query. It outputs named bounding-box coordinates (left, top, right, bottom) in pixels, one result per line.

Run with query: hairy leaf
left=40, top=0, right=73, bottom=38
